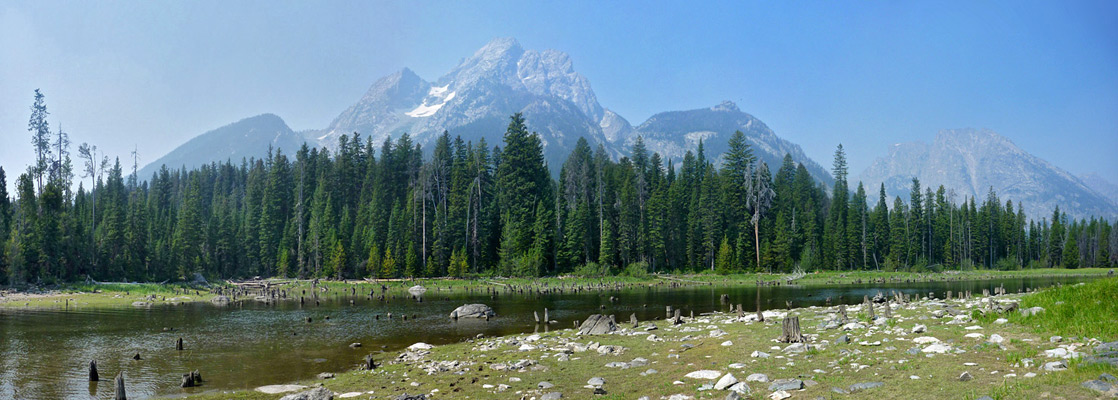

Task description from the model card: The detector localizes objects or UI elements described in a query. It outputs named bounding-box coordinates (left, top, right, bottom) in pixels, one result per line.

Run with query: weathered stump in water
left=180, top=373, right=194, bottom=388
left=672, top=309, right=683, bottom=325
left=736, top=304, right=744, bottom=319
left=630, top=313, right=638, bottom=328
left=839, top=304, right=847, bottom=323
left=363, top=354, right=377, bottom=370
left=946, top=290, right=952, bottom=300
left=544, top=308, right=549, bottom=323
left=883, top=301, right=892, bottom=318
left=666, top=305, right=672, bottom=319
left=132, top=353, right=141, bottom=360
left=176, top=337, right=184, bottom=351
left=720, top=294, right=730, bottom=304
left=778, top=316, right=805, bottom=343
left=89, top=360, right=99, bottom=382
left=865, top=296, right=875, bottom=320
left=534, top=311, right=540, bottom=324
left=114, top=372, right=126, bottom=400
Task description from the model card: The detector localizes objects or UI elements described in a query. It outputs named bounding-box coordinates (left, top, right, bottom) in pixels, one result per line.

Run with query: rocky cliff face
left=859, top=128, right=1118, bottom=220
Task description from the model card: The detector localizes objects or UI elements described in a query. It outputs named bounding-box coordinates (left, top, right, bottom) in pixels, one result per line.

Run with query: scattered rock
left=686, top=370, right=723, bottom=380
left=988, top=334, right=1005, bottom=344
left=256, top=385, right=309, bottom=394
left=769, top=390, right=791, bottom=400
left=751, top=351, right=771, bottom=358
left=392, top=394, right=427, bottom=400
left=958, top=371, right=973, bottom=382
left=768, top=379, right=804, bottom=391
left=714, top=373, right=739, bottom=390
left=279, top=387, right=334, bottom=400
left=1043, top=361, right=1067, bottom=371
left=1020, top=306, right=1045, bottom=317
left=587, top=377, right=605, bottom=386
left=1049, top=336, right=1063, bottom=343
left=746, top=373, right=769, bottom=383
left=913, top=336, right=940, bottom=344
left=836, top=334, right=850, bottom=344
left=408, top=342, right=434, bottom=351
left=449, top=304, right=495, bottom=319
left=541, top=393, right=563, bottom=400
left=911, top=324, right=926, bottom=334
left=577, top=314, right=618, bottom=335
left=994, top=318, right=1008, bottom=324
left=922, top=343, right=951, bottom=354
left=782, top=343, right=810, bottom=353
left=1080, top=380, right=1114, bottom=397
left=728, top=382, right=751, bottom=395
left=316, top=372, right=334, bottom=380
left=538, top=381, right=555, bottom=389
left=848, top=382, right=884, bottom=392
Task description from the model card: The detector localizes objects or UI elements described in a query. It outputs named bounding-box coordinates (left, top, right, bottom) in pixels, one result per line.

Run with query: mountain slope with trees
left=3, top=91, right=1115, bottom=284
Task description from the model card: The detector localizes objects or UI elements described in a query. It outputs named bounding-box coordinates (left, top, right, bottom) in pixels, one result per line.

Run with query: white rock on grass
left=989, top=334, right=1005, bottom=344
left=685, top=370, right=722, bottom=380
left=922, top=343, right=952, bottom=354
left=994, top=318, right=1008, bottom=325
left=911, top=324, right=927, bottom=334
left=913, top=337, right=940, bottom=344
left=751, top=351, right=771, bottom=358
left=965, top=333, right=984, bottom=339
left=256, top=385, right=308, bottom=394
left=746, top=373, right=770, bottom=383
left=408, top=342, right=434, bottom=351
left=769, top=390, right=791, bottom=400
left=721, top=341, right=734, bottom=346
left=714, top=373, right=739, bottom=390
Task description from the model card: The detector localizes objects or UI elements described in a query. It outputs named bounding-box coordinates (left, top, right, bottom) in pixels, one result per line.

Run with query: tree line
left=2, top=90, right=1116, bottom=284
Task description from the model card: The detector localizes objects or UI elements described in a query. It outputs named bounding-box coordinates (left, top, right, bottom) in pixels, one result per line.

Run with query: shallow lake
left=0, top=275, right=1095, bottom=399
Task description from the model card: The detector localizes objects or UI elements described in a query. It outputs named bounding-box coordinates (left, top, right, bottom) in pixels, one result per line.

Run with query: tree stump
left=866, top=298, right=875, bottom=320
left=176, top=337, right=184, bottom=351
left=180, top=373, right=194, bottom=388
left=672, top=309, right=683, bottom=325
left=883, top=301, right=892, bottom=318
left=755, top=288, right=764, bottom=322
left=666, top=305, right=672, bottom=319
left=720, top=294, right=730, bottom=304
left=736, top=304, right=744, bottom=319
left=838, top=304, right=847, bottom=323
left=630, top=313, right=638, bottom=328
left=89, top=360, right=99, bottom=382
left=778, top=316, right=805, bottom=343
left=114, top=372, right=127, bottom=400
left=363, top=354, right=377, bottom=370
left=544, top=308, right=549, bottom=323
left=534, top=311, right=540, bottom=324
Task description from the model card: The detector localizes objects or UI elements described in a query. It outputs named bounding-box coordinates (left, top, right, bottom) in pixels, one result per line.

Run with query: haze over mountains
left=859, top=129, right=1118, bottom=220
left=141, top=37, right=1117, bottom=221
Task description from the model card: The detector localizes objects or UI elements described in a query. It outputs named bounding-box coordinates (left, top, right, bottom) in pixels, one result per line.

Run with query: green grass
left=977, top=277, right=1118, bottom=341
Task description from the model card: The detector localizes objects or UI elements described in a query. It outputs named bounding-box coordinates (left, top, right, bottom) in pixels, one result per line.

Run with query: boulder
left=685, top=370, right=722, bottom=380
left=210, top=295, right=230, bottom=306
left=392, top=394, right=427, bottom=400
left=746, top=373, right=769, bottom=383
left=848, top=382, right=884, bottom=392
left=714, top=373, right=739, bottom=390
left=768, top=379, right=803, bottom=391
left=279, top=387, right=334, bottom=400
left=577, top=314, right=618, bottom=335
left=449, top=304, right=494, bottom=319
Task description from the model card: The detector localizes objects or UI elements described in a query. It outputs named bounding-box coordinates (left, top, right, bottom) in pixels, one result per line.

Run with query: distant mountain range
left=859, top=128, right=1118, bottom=220
left=138, top=38, right=1116, bottom=220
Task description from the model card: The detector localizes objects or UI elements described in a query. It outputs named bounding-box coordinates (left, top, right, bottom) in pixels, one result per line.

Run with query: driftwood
left=778, top=316, right=805, bottom=343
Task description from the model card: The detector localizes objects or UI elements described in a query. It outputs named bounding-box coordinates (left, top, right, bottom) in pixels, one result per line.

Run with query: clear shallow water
left=0, top=275, right=1095, bottom=399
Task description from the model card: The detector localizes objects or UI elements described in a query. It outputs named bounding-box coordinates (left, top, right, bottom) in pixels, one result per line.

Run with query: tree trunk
left=114, top=372, right=127, bottom=400
left=778, top=316, right=805, bottom=343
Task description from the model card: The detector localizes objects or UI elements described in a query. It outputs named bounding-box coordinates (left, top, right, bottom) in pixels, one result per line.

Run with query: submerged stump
left=89, top=360, right=99, bottom=382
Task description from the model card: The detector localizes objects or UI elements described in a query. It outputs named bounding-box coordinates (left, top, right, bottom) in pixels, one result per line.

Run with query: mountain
left=137, top=114, right=307, bottom=180
left=1079, top=172, right=1118, bottom=207
left=628, top=101, right=833, bottom=185
left=142, top=38, right=832, bottom=186
left=317, top=37, right=615, bottom=169
left=859, top=128, right=1118, bottom=220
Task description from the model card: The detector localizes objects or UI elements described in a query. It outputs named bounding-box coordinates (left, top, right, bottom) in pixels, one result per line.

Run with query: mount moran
left=139, top=37, right=1116, bottom=221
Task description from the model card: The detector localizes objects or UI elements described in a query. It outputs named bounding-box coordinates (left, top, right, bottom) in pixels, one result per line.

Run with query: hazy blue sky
left=2, top=0, right=1116, bottom=189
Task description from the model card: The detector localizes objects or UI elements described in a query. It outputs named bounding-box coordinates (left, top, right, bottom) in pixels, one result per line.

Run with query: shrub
left=621, top=262, right=649, bottom=277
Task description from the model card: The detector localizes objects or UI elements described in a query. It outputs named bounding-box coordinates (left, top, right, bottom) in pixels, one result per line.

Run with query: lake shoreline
left=1, top=268, right=1111, bottom=310
left=181, top=276, right=1118, bottom=400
